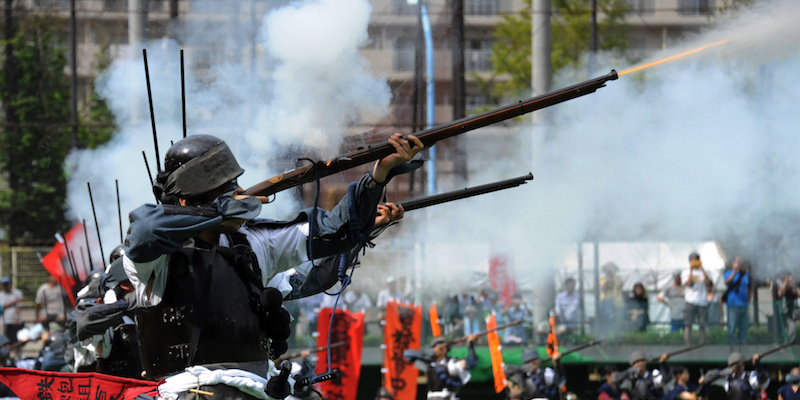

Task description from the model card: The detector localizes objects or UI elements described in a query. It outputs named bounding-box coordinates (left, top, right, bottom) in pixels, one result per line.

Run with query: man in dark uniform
left=700, top=352, right=769, bottom=400
left=123, top=133, right=422, bottom=399
left=425, top=335, right=479, bottom=400
left=777, top=367, right=800, bottom=400
left=597, top=365, right=626, bottom=400
left=505, top=347, right=563, bottom=400
left=612, top=351, right=671, bottom=400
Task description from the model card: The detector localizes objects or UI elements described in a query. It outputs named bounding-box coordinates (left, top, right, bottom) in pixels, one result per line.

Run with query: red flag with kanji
left=429, top=303, right=442, bottom=337
left=383, top=301, right=421, bottom=400
left=0, top=368, right=160, bottom=400
left=485, top=313, right=507, bottom=393
left=316, top=308, right=364, bottom=400
left=490, top=253, right=517, bottom=306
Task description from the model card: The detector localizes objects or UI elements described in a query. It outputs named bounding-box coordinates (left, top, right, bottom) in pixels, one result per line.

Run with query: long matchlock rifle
left=243, top=71, right=618, bottom=198
left=396, top=173, right=533, bottom=212
left=275, top=341, right=347, bottom=363
left=541, top=340, right=603, bottom=363
left=448, top=320, right=525, bottom=345
left=647, top=342, right=706, bottom=363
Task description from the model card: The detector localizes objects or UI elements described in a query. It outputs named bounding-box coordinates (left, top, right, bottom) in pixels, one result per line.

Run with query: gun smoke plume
left=371, top=0, right=800, bottom=309
left=65, top=0, right=389, bottom=262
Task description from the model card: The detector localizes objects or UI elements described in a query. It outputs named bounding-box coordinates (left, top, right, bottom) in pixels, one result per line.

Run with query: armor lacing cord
left=302, top=159, right=369, bottom=382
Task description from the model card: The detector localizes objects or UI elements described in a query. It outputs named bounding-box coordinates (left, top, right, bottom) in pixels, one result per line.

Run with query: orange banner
left=429, top=304, right=442, bottom=337
left=383, top=301, right=422, bottom=400
left=486, top=313, right=507, bottom=393
left=316, top=308, right=364, bottom=400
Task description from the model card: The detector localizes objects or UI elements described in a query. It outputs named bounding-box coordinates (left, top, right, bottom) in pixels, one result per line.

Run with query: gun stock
left=244, top=71, right=617, bottom=198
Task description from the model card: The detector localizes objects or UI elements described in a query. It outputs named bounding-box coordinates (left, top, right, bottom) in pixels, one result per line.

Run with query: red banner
left=316, top=308, right=364, bottom=400
left=490, top=253, right=517, bottom=306
left=429, top=304, right=441, bottom=337
left=485, top=313, right=507, bottom=393
left=0, top=368, right=159, bottom=400
left=41, top=223, right=97, bottom=306
left=383, top=301, right=421, bottom=400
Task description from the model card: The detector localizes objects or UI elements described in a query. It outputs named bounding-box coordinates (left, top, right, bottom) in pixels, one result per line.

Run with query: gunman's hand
left=373, top=134, right=424, bottom=183
left=375, top=203, right=404, bottom=227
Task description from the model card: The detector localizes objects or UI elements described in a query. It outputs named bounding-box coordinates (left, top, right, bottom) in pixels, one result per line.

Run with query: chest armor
left=427, top=360, right=461, bottom=392
left=136, top=238, right=270, bottom=378
left=727, top=378, right=753, bottom=400
left=630, top=376, right=658, bottom=400
left=96, top=324, right=142, bottom=378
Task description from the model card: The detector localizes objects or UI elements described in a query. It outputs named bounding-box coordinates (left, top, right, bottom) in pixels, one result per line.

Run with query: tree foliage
left=0, top=17, right=72, bottom=244
left=477, top=0, right=629, bottom=100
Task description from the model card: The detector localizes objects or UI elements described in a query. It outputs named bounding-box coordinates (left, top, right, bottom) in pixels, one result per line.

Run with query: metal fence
left=0, top=246, right=54, bottom=307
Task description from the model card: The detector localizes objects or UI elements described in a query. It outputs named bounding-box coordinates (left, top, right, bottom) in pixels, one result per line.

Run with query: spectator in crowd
left=34, top=275, right=67, bottom=328
left=462, top=304, right=483, bottom=337
left=0, top=277, right=23, bottom=343
left=662, top=365, right=705, bottom=400
left=377, top=276, right=406, bottom=309
left=682, top=252, right=711, bottom=345
left=555, top=277, right=580, bottom=335
left=501, top=293, right=532, bottom=345
left=597, top=365, right=628, bottom=400
left=598, top=262, right=624, bottom=336
left=626, top=282, right=649, bottom=332
left=706, top=282, right=724, bottom=329
left=344, top=282, right=373, bottom=315
left=777, top=367, right=800, bottom=400
left=773, top=271, right=798, bottom=344
left=723, top=256, right=751, bottom=346
left=658, top=272, right=686, bottom=333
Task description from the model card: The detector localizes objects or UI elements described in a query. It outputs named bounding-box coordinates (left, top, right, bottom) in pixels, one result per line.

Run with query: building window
left=465, top=40, right=493, bottom=72
left=678, top=0, right=715, bottom=15
left=628, top=0, right=654, bottom=14
left=466, top=0, right=499, bottom=16
left=394, top=39, right=416, bottom=72
left=392, top=0, right=418, bottom=16
left=104, top=0, right=128, bottom=11
left=33, top=0, right=68, bottom=9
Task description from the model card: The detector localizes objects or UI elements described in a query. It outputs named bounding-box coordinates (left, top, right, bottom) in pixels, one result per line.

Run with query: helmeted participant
left=424, top=336, right=479, bottom=400
left=123, top=133, right=422, bottom=399
left=611, top=351, right=671, bottom=400
left=700, top=352, right=769, bottom=400
left=505, top=347, right=563, bottom=400
left=777, top=367, right=800, bottom=400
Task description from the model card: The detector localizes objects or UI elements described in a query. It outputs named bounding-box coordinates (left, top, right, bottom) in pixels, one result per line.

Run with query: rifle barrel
left=243, top=71, right=617, bottom=198
left=449, top=320, right=524, bottom=345
left=398, top=173, right=533, bottom=212
left=757, top=340, right=796, bottom=359
left=541, top=340, right=602, bottom=363
left=277, top=341, right=347, bottom=362
left=648, top=342, right=706, bottom=363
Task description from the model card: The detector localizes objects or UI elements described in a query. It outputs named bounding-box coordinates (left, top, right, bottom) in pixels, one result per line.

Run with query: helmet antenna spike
left=116, top=179, right=123, bottom=244
left=142, top=49, right=161, bottom=172
left=180, top=49, right=187, bottom=139
left=141, top=150, right=159, bottom=204
left=87, top=182, right=106, bottom=268
left=82, top=218, right=95, bottom=272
